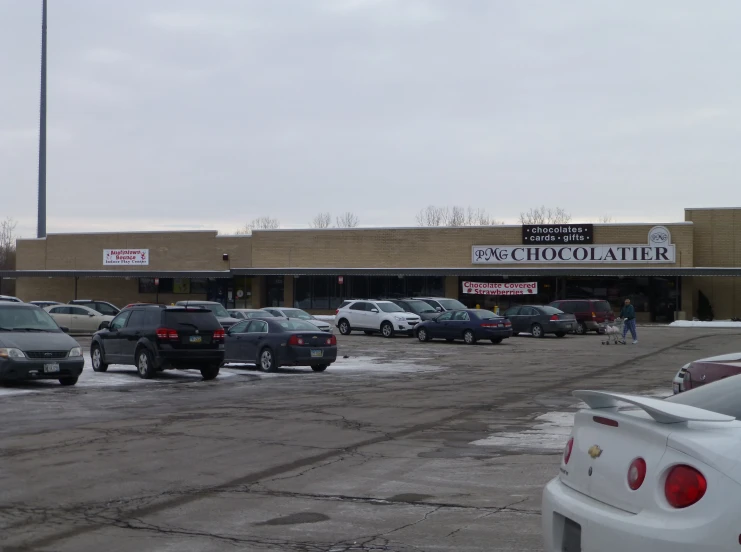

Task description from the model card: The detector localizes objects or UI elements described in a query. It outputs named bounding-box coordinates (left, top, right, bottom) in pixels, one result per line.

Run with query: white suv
left=335, top=300, right=421, bottom=338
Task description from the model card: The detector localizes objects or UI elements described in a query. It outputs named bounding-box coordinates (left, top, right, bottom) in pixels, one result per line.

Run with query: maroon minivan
left=548, top=299, right=615, bottom=335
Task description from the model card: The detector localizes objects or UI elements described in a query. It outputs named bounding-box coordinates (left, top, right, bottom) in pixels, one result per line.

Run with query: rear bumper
left=157, top=348, right=224, bottom=367
left=542, top=476, right=737, bottom=551
left=474, top=328, right=512, bottom=339
left=545, top=321, right=576, bottom=333
left=0, top=358, right=84, bottom=381
left=281, top=346, right=337, bottom=366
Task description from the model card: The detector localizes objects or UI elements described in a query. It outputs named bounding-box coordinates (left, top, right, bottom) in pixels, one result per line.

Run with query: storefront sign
left=473, top=226, right=675, bottom=264
left=522, top=224, right=593, bottom=244
left=338, top=276, right=344, bottom=285
left=103, top=249, right=149, bottom=266
left=462, top=281, right=538, bottom=296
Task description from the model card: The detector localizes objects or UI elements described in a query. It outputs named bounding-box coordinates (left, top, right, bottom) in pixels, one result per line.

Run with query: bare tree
left=416, top=206, right=447, bottom=226
left=519, top=206, right=571, bottom=225
left=445, top=206, right=466, bottom=226
left=310, top=212, right=332, bottom=229
left=236, top=216, right=280, bottom=234
left=0, top=217, right=17, bottom=269
left=335, top=212, right=359, bottom=228
left=417, top=205, right=502, bottom=226
left=596, top=215, right=614, bottom=223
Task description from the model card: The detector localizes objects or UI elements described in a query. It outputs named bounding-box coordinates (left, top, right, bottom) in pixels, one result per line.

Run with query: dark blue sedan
left=414, top=309, right=512, bottom=345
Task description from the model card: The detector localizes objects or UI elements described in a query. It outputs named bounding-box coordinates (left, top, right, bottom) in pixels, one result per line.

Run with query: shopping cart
left=600, top=318, right=625, bottom=345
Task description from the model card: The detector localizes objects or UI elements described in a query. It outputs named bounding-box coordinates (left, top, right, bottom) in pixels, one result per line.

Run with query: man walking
left=620, top=298, right=637, bottom=344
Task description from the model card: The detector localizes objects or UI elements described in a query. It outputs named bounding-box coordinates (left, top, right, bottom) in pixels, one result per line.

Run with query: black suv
left=90, top=305, right=225, bottom=380
left=69, top=300, right=120, bottom=317
left=385, top=298, right=440, bottom=321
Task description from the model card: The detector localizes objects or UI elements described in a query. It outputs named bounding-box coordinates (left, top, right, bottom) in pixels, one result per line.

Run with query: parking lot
left=1, top=327, right=740, bottom=551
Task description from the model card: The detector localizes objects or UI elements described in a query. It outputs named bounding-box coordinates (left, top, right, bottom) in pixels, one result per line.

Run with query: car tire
left=531, top=323, right=545, bottom=338
left=136, top=348, right=156, bottom=379
left=463, top=330, right=477, bottom=345
left=490, top=337, right=503, bottom=344
left=200, top=364, right=220, bottom=380
left=91, top=344, right=108, bottom=372
left=59, top=376, right=78, bottom=386
left=338, top=319, right=352, bottom=335
left=575, top=322, right=587, bottom=335
left=417, top=328, right=430, bottom=342
left=311, top=365, right=328, bottom=372
left=259, top=348, right=277, bottom=372
left=555, top=332, right=566, bottom=338
left=381, top=322, right=394, bottom=338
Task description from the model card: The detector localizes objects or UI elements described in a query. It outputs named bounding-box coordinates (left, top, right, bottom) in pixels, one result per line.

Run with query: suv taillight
left=335, top=309, right=339, bottom=315
left=665, top=465, right=707, bottom=508
left=213, top=328, right=225, bottom=343
left=591, top=312, right=596, bottom=318
left=156, top=327, right=179, bottom=341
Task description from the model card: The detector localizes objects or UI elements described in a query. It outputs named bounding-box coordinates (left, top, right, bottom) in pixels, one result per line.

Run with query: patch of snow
left=670, top=320, right=741, bottom=328
left=471, top=411, right=574, bottom=451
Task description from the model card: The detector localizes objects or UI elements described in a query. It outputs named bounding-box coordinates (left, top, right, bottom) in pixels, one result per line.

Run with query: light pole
left=37, top=0, right=47, bottom=238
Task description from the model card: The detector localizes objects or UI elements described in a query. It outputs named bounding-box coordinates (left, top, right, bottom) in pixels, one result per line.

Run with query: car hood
left=0, top=331, right=79, bottom=351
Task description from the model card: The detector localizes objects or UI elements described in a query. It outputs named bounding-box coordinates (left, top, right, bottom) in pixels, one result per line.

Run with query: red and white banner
left=103, top=249, right=149, bottom=266
left=462, top=281, right=538, bottom=296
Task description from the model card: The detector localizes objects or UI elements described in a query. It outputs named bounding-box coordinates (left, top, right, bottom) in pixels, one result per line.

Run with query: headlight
left=0, top=348, right=25, bottom=359
left=69, top=347, right=83, bottom=358
left=393, top=315, right=406, bottom=321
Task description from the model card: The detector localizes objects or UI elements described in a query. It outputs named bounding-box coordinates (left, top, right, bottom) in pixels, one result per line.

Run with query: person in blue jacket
left=620, top=298, right=637, bottom=344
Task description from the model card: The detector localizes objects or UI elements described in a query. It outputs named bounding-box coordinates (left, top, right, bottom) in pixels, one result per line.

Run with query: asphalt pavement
left=1, top=327, right=740, bottom=552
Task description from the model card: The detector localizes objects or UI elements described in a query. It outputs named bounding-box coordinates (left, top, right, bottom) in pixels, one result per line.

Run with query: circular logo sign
left=236, top=289, right=244, bottom=298
left=648, top=226, right=670, bottom=245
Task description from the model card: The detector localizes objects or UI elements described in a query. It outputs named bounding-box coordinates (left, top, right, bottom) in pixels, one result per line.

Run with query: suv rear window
left=163, top=311, right=222, bottom=330
left=593, top=301, right=612, bottom=313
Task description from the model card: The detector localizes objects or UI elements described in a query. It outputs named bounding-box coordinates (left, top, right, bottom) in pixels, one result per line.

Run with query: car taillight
left=481, top=323, right=497, bottom=327
left=288, top=335, right=304, bottom=346
left=665, top=465, right=707, bottom=508
left=627, top=458, right=647, bottom=490
left=156, top=327, right=178, bottom=341
left=335, top=309, right=339, bottom=315
left=213, top=329, right=225, bottom=343
left=327, top=335, right=337, bottom=345
left=563, top=437, right=574, bottom=465
left=550, top=314, right=559, bottom=321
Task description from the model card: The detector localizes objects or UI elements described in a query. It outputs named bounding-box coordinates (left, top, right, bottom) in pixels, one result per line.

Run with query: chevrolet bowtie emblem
left=588, top=445, right=603, bottom=459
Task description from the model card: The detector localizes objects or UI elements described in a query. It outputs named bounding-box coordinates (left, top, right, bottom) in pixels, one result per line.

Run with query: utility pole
left=37, top=0, right=47, bottom=238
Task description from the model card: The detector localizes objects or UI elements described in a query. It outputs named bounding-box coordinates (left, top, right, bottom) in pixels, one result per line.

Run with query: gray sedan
left=503, top=305, right=576, bottom=338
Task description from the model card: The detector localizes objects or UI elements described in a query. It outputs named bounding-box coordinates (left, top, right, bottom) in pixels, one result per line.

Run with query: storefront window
left=139, top=278, right=157, bottom=294
left=312, top=276, right=331, bottom=310
left=191, top=278, right=208, bottom=294
left=295, top=277, right=312, bottom=309
left=173, top=278, right=190, bottom=294
left=369, top=277, right=387, bottom=298
left=232, top=276, right=253, bottom=308
left=347, top=276, right=368, bottom=300
left=266, top=276, right=284, bottom=307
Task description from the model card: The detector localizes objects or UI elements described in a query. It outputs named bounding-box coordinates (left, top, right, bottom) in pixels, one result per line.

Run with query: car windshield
left=438, top=299, right=467, bottom=310
left=0, top=306, right=61, bottom=332
left=665, top=374, right=741, bottom=419
left=473, top=310, right=499, bottom=320
left=278, top=320, right=321, bottom=331
left=541, top=306, right=563, bottom=315
left=404, top=300, right=437, bottom=314
left=378, top=303, right=404, bottom=313
left=282, top=309, right=312, bottom=320
left=198, top=304, right=230, bottom=318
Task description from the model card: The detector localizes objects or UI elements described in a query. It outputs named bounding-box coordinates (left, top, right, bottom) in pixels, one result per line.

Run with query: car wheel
left=381, top=322, right=394, bottom=338
left=200, top=364, right=220, bottom=380
left=91, top=344, right=108, bottom=372
left=417, top=328, right=429, bottom=342
left=463, top=330, right=477, bottom=345
left=259, top=348, right=277, bottom=372
left=531, top=323, right=545, bottom=338
left=59, top=376, right=78, bottom=386
left=490, top=337, right=503, bottom=344
left=136, top=348, right=156, bottom=379
left=338, top=319, right=352, bottom=335
left=575, top=322, right=587, bottom=335
left=555, top=332, right=566, bottom=338
left=312, top=365, right=328, bottom=372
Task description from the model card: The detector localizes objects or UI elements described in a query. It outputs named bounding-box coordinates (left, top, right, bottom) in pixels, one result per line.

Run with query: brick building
left=6, top=207, right=741, bottom=322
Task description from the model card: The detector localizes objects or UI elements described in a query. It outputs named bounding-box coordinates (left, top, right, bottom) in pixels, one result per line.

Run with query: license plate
left=310, top=350, right=323, bottom=358
left=562, top=518, right=581, bottom=552
left=44, top=363, right=60, bottom=373
left=189, top=336, right=202, bottom=344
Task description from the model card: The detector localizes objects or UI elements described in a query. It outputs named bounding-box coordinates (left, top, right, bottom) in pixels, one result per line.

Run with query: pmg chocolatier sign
left=473, top=226, right=675, bottom=265
left=522, top=224, right=593, bottom=244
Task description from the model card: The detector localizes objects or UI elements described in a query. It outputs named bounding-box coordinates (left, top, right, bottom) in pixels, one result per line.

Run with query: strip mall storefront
left=7, top=208, right=741, bottom=322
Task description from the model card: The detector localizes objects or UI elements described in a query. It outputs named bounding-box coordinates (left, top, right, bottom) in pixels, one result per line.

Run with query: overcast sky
left=2, top=0, right=741, bottom=238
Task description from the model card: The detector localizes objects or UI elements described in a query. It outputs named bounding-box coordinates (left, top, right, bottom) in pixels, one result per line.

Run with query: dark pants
left=623, top=319, right=637, bottom=340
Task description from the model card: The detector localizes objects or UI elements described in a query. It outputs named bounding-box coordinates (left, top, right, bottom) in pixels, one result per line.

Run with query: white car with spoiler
left=542, top=379, right=741, bottom=552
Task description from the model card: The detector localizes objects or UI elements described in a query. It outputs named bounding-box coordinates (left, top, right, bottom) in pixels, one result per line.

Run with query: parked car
left=175, top=300, right=240, bottom=329
left=334, top=300, right=421, bottom=337
left=548, top=299, right=615, bottom=335
left=0, top=295, right=22, bottom=303
left=45, top=304, right=115, bottom=333
left=386, top=298, right=440, bottom=321
left=30, top=301, right=62, bottom=308
left=228, top=309, right=278, bottom=321
left=69, top=299, right=120, bottom=317
left=415, top=309, right=512, bottom=344
left=543, top=380, right=741, bottom=552
left=224, top=318, right=337, bottom=372
left=262, top=307, right=332, bottom=332
left=0, top=303, right=83, bottom=385
left=416, top=297, right=467, bottom=313
left=503, top=305, right=576, bottom=338
left=91, top=305, right=224, bottom=380
left=672, top=352, right=741, bottom=394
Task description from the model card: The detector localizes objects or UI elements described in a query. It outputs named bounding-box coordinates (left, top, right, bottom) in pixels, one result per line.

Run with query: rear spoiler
left=573, top=390, right=735, bottom=424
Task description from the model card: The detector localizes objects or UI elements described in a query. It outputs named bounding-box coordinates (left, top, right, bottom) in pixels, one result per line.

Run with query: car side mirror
left=100, top=321, right=110, bottom=329
left=371, top=308, right=379, bottom=313
left=60, top=326, right=70, bottom=333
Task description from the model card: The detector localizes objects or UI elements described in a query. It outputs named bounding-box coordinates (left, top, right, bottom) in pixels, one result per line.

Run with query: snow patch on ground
left=670, top=320, right=741, bottom=328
